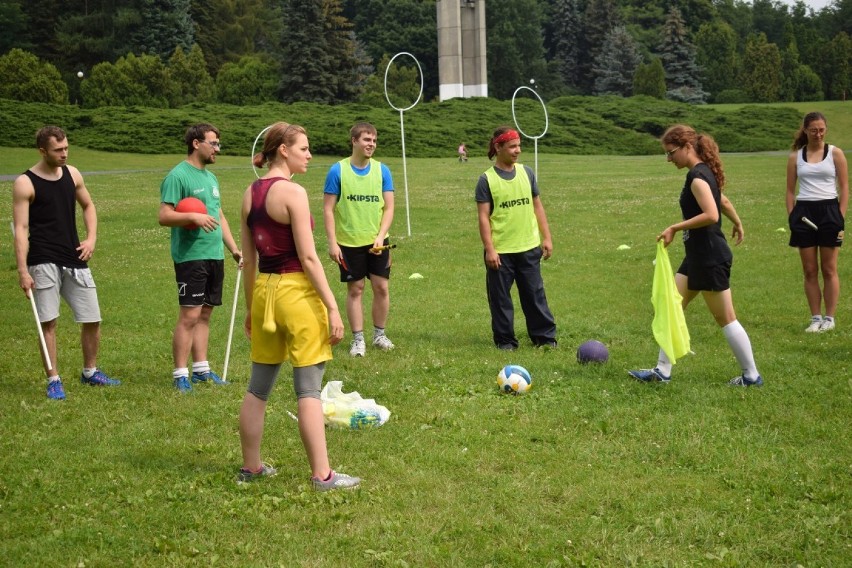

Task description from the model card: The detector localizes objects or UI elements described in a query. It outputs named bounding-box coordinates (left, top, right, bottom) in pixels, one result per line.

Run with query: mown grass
left=0, top=146, right=849, bottom=566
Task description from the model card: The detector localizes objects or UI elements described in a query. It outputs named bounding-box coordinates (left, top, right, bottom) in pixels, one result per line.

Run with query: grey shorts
left=30, top=264, right=102, bottom=323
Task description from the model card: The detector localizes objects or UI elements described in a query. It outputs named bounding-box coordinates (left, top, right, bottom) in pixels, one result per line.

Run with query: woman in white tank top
left=785, top=112, right=849, bottom=333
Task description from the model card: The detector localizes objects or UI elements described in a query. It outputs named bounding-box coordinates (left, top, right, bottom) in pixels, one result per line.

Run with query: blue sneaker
left=173, top=375, right=192, bottom=393
left=628, top=368, right=671, bottom=383
left=47, top=379, right=66, bottom=400
left=80, top=369, right=121, bottom=386
left=191, top=370, right=228, bottom=385
left=729, top=375, right=763, bottom=387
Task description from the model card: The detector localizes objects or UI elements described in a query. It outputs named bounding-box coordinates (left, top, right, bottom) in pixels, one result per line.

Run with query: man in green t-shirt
left=158, top=123, right=241, bottom=392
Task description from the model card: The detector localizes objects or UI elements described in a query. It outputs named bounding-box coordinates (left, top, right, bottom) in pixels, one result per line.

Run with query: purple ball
left=577, top=340, right=609, bottom=364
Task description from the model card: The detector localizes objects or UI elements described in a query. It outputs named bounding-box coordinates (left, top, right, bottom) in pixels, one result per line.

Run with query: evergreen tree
left=694, top=20, right=738, bottom=101
left=657, top=6, right=707, bottom=103
left=486, top=0, right=549, bottom=100
left=633, top=57, right=666, bottom=99
left=168, top=44, right=215, bottom=106
left=549, top=0, right=583, bottom=92
left=321, top=0, right=365, bottom=103
left=0, top=0, right=28, bottom=54
left=740, top=33, right=781, bottom=102
left=278, top=0, right=334, bottom=103
left=190, top=0, right=278, bottom=76
left=593, top=25, right=642, bottom=96
left=130, top=0, right=194, bottom=58
left=344, top=0, right=438, bottom=101
left=579, top=0, right=622, bottom=94
left=817, top=31, right=851, bottom=100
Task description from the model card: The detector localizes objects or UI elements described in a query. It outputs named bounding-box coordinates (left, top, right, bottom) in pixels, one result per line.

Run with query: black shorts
left=174, top=259, right=224, bottom=307
left=338, top=240, right=392, bottom=282
left=677, top=257, right=731, bottom=292
left=789, top=200, right=845, bottom=248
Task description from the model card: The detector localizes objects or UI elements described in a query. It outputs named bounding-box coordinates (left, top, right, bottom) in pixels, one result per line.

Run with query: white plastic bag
left=320, top=381, right=390, bottom=430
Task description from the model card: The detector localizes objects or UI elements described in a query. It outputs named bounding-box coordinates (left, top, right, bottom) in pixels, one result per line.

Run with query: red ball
left=175, top=197, right=207, bottom=229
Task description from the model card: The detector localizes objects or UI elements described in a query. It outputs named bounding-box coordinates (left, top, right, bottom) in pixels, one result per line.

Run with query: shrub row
left=0, top=96, right=801, bottom=157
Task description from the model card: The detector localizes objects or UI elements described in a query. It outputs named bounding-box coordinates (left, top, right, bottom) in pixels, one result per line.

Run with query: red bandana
left=493, top=130, right=520, bottom=145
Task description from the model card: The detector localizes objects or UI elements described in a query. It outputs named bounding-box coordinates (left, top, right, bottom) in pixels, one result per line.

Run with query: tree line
left=0, top=0, right=849, bottom=109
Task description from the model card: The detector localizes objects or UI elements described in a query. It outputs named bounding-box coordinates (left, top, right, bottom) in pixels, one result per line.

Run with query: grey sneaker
left=628, top=368, right=671, bottom=383
left=372, top=334, right=395, bottom=351
left=805, top=317, right=823, bottom=333
left=312, top=470, right=361, bottom=492
left=237, top=463, right=278, bottom=484
left=349, top=338, right=366, bottom=357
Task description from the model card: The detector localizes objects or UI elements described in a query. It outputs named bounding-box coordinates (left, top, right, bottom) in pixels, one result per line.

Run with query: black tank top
left=25, top=166, right=87, bottom=268
left=679, top=163, right=732, bottom=267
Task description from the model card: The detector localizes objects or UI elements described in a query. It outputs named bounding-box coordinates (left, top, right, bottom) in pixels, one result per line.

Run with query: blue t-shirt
left=323, top=161, right=394, bottom=196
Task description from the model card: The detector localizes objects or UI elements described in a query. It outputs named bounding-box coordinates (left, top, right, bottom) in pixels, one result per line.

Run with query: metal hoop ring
left=384, top=52, right=424, bottom=112
left=251, top=124, right=275, bottom=178
left=511, top=86, right=548, bottom=140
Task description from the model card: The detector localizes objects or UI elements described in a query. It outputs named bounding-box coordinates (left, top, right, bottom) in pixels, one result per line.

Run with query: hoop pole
left=222, top=267, right=241, bottom=384
left=400, top=110, right=411, bottom=236
left=384, top=52, right=423, bottom=237
left=511, top=86, right=549, bottom=180
left=10, top=222, right=52, bottom=371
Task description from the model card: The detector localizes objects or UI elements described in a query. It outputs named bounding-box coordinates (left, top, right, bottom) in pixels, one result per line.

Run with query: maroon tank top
left=247, top=177, right=311, bottom=274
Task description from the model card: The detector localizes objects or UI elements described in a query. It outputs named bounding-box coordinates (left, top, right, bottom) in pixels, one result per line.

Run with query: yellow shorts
left=250, top=272, right=332, bottom=367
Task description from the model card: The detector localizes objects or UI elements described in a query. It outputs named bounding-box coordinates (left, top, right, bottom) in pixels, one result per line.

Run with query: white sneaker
left=805, top=317, right=823, bottom=333
left=349, top=338, right=366, bottom=357
left=819, top=318, right=835, bottom=332
left=372, top=334, right=395, bottom=351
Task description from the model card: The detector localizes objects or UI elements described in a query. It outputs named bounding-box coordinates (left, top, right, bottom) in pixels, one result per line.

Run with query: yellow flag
left=651, top=241, right=690, bottom=363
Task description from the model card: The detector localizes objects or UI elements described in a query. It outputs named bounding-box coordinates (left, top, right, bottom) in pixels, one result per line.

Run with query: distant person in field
left=11, top=125, right=121, bottom=400
left=237, top=122, right=360, bottom=491
left=475, top=125, right=557, bottom=351
left=458, top=142, right=468, bottom=162
left=629, top=124, right=762, bottom=387
left=158, top=123, right=241, bottom=392
left=323, top=122, right=395, bottom=357
left=786, top=111, right=848, bottom=333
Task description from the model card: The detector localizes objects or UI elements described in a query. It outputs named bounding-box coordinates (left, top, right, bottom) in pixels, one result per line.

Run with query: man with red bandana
left=475, top=126, right=557, bottom=351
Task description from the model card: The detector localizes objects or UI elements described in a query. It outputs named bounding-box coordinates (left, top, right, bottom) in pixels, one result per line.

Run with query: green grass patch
left=0, top=150, right=849, bottom=566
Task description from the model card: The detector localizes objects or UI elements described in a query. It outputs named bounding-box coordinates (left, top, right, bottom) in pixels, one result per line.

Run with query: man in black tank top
left=11, top=126, right=120, bottom=400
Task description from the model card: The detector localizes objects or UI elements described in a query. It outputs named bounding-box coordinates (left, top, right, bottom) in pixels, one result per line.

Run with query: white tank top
left=796, top=144, right=838, bottom=201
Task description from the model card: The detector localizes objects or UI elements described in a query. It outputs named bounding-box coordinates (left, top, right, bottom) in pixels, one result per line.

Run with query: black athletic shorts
left=788, top=200, right=845, bottom=248
left=174, top=259, right=224, bottom=307
left=338, top=239, right=392, bottom=282
left=677, top=257, right=731, bottom=292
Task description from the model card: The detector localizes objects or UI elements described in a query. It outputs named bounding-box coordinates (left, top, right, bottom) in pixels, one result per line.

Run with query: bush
left=0, top=96, right=802, bottom=156
left=713, top=89, right=750, bottom=104
left=0, top=49, right=68, bottom=104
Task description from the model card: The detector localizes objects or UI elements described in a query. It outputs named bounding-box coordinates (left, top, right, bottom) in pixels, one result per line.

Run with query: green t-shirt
left=160, top=161, right=224, bottom=263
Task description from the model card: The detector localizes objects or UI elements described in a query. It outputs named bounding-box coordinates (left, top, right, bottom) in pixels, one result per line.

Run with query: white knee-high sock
left=656, top=349, right=672, bottom=377
left=722, top=320, right=759, bottom=379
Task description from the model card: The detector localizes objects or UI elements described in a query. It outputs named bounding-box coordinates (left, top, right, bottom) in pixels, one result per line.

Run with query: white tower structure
left=437, top=0, right=487, bottom=101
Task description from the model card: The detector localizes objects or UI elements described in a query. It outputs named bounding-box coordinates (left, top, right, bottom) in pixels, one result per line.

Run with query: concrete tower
left=437, top=0, right=487, bottom=101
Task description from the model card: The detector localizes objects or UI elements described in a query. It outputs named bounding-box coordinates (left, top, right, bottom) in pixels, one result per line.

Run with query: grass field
left=0, top=143, right=849, bottom=566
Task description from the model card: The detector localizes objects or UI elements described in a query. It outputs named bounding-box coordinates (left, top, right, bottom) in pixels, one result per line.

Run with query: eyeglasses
left=807, top=128, right=826, bottom=136
left=200, top=140, right=221, bottom=149
left=664, top=146, right=681, bottom=158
